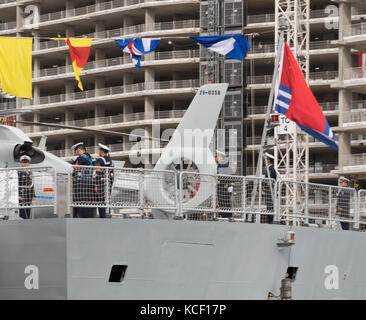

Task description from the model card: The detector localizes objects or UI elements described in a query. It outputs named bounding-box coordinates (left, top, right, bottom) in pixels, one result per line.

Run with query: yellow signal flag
left=0, top=37, right=32, bottom=99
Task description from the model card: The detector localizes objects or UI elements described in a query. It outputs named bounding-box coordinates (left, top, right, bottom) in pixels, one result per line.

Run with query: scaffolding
left=199, top=0, right=245, bottom=174
left=255, top=0, right=310, bottom=181
left=252, top=0, right=310, bottom=220
left=273, top=0, right=310, bottom=183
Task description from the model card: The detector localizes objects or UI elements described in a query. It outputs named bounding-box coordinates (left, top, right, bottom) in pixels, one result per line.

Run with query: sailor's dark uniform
left=263, top=164, right=277, bottom=224
left=72, top=152, right=94, bottom=218
left=217, top=161, right=233, bottom=218
left=336, top=189, right=351, bottom=230
left=18, top=170, right=35, bottom=219
left=94, top=155, right=114, bottom=218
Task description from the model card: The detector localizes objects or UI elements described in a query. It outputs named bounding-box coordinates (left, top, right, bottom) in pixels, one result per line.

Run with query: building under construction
left=0, top=0, right=365, bottom=183
left=245, top=0, right=366, bottom=187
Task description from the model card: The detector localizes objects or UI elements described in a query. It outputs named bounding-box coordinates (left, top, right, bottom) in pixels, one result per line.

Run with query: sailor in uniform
left=215, top=150, right=233, bottom=218
left=336, top=176, right=351, bottom=230
left=71, top=142, right=95, bottom=218
left=263, top=153, right=277, bottom=224
left=94, top=143, right=114, bottom=218
left=18, top=155, right=35, bottom=219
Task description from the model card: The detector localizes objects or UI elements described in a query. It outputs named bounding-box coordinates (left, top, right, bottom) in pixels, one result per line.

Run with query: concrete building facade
left=0, top=0, right=201, bottom=169
left=244, top=0, right=366, bottom=186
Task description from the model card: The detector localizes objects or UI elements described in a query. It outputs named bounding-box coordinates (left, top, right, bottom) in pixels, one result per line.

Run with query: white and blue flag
left=190, top=35, right=250, bottom=60
left=115, top=38, right=160, bottom=70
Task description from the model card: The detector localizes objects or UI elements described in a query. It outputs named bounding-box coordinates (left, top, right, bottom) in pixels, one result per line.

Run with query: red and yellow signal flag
left=0, top=37, right=32, bottom=99
left=56, top=38, right=94, bottom=91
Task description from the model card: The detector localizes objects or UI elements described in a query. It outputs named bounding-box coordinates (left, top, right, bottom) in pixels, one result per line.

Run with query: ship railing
left=277, top=180, right=359, bottom=230
left=357, top=189, right=366, bottom=228
left=67, top=166, right=178, bottom=217
left=1, top=165, right=365, bottom=232
left=0, top=166, right=57, bottom=219
left=178, top=172, right=276, bottom=222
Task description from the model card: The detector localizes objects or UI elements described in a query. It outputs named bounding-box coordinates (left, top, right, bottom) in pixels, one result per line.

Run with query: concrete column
left=144, top=97, right=155, bottom=120
left=339, top=87, right=352, bottom=126
left=65, top=81, right=74, bottom=100
left=65, top=53, right=72, bottom=73
left=65, top=26, right=74, bottom=73
left=33, top=84, right=40, bottom=105
left=16, top=4, right=24, bottom=30
left=94, top=104, right=105, bottom=125
left=65, top=136, right=73, bottom=157
left=338, top=2, right=353, bottom=170
left=338, top=2, right=352, bottom=81
left=65, top=0, right=75, bottom=18
left=144, top=9, right=155, bottom=61
left=16, top=98, right=21, bottom=111
left=33, top=30, right=40, bottom=51
left=95, top=77, right=105, bottom=96
left=123, top=16, right=133, bottom=35
left=65, top=108, right=74, bottom=124
left=151, top=117, right=161, bottom=167
left=172, top=72, right=183, bottom=81
left=144, top=92, right=154, bottom=169
left=339, top=2, right=352, bottom=41
left=338, top=48, right=352, bottom=81
left=145, top=8, right=155, bottom=32
left=338, top=132, right=351, bottom=169
left=123, top=102, right=133, bottom=122
left=145, top=67, right=155, bottom=90
left=94, top=134, right=103, bottom=148
left=95, top=0, right=104, bottom=11
left=338, top=89, right=352, bottom=169
left=65, top=25, right=74, bottom=37
left=95, top=20, right=105, bottom=34
left=123, top=73, right=133, bottom=85
left=144, top=67, right=155, bottom=121
left=34, top=57, right=41, bottom=78
left=144, top=127, right=154, bottom=169
left=95, top=48, right=105, bottom=68
left=95, top=21, right=106, bottom=68
left=33, top=112, right=40, bottom=133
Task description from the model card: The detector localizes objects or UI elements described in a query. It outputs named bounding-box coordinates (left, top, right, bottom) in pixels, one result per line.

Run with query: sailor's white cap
left=216, top=149, right=226, bottom=157
left=98, top=143, right=111, bottom=152
left=71, top=142, right=84, bottom=150
left=339, top=176, right=350, bottom=183
left=265, top=152, right=274, bottom=160
left=20, top=155, right=31, bottom=162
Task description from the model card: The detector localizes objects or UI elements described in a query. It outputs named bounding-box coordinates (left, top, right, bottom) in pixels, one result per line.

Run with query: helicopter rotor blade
left=1, top=118, right=169, bottom=142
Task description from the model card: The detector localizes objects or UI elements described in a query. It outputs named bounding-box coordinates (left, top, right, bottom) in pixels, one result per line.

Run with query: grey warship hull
left=0, top=218, right=365, bottom=300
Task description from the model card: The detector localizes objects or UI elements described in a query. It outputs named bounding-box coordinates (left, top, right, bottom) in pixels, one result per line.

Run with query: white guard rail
left=69, top=166, right=178, bottom=216
left=278, top=180, right=358, bottom=230
left=178, top=172, right=276, bottom=223
left=357, top=189, right=366, bottom=228
left=0, top=166, right=57, bottom=218
left=2, top=165, right=366, bottom=233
